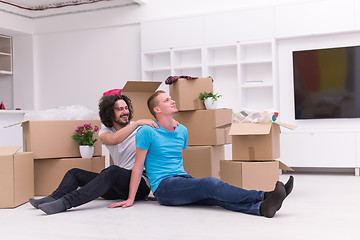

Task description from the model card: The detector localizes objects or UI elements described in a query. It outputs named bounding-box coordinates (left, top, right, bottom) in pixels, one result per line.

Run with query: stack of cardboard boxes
left=170, top=77, right=232, bottom=178
left=22, top=120, right=105, bottom=196
left=220, top=122, right=295, bottom=191
left=0, top=146, right=34, bottom=208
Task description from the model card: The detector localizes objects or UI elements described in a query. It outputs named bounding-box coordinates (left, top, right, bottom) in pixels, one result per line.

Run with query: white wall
left=0, top=10, right=33, bottom=35
left=35, top=24, right=141, bottom=111
left=1, top=0, right=342, bottom=112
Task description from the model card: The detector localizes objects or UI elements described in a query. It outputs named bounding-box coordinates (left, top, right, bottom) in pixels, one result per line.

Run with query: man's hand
left=136, top=119, right=159, bottom=129
left=107, top=199, right=134, bottom=209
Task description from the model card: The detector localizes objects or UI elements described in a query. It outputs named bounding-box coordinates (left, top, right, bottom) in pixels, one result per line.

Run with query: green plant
left=199, top=92, right=222, bottom=103
left=72, top=123, right=99, bottom=146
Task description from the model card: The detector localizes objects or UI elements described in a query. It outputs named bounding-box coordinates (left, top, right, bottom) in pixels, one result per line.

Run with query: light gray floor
left=1, top=173, right=359, bottom=240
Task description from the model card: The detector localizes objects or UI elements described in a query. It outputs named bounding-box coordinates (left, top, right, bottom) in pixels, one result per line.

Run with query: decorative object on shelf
left=72, top=123, right=99, bottom=158
left=0, top=101, right=5, bottom=110
left=165, top=75, right=198, bottom=85
left=199, top=92, right=222, bottom=110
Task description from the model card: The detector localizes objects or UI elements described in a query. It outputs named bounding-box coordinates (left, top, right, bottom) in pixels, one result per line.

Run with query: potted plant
left=199, top=91, right=222, bottom=110
left=72, top=123, right=99, bottom=158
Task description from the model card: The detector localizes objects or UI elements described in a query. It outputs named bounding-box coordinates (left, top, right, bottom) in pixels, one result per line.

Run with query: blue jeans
left=51, top=165, right=150, bottom=209
left=154, top=175, right=264, bottom=215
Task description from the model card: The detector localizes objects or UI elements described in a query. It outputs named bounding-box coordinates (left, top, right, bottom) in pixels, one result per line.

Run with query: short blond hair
left=147, top=90, right=166, bottom=118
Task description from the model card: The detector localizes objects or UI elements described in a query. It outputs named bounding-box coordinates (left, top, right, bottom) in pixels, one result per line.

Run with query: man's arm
left=100, top=120, right=158, bottom=145
left=107, top=147, right=148, bottom=208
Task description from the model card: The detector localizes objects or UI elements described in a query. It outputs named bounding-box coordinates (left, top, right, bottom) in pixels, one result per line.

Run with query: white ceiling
left=0, top=0, right=145, bottom=18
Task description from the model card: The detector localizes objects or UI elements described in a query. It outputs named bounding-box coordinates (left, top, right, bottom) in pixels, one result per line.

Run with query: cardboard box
left=230, top=122, right=296, bottom=160
left=0, top=146, right=34, bottom=208
left=34, top=156, right=105, bottom=196
left=22, top=120, right=102, bottom=159
left=220, top=160, right=293, bottom=191
left=121, top=81, right=161, bottom=120
left=169, top=77, right=213, bottom=111
left=183, top=145, right=224, bottom=178
left=174, top=109, right=232, bottom=146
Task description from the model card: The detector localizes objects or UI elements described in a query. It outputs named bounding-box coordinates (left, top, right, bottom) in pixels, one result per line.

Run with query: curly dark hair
left=98, top=94, right=133, bottom=128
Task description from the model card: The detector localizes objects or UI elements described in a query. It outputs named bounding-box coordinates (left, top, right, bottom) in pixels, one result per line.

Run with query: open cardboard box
left=229, top=122, right=296, bottom=160
left=220, top=160, right=293, bottom=191
left=0, top=146, right=34, bottom=208
left=22, top=120, right=102, bottom=159
left=169, top=77, right=213, bottom=111
left=174, top=108, right=232, bottom=146
left=121, top=81, right=162, bottom=121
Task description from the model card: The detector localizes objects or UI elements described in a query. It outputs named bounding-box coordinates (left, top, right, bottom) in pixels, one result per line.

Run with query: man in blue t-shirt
left=109, top=90, right=294, bottom=218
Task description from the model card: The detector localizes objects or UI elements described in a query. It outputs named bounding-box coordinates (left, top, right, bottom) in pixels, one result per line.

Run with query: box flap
left=277, top=161, right=294, bottom=171
left=274, top=122, right=297, bottom=130
left=229, top=123, right=272, bottom=136
left=122, top=81, right=161, bottom=93
left=0, top=146, right=21, bottom=156
left=3, top=122, right=22, bottom=128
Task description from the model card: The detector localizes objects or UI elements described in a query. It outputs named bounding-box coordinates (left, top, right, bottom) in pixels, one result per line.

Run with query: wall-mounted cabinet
left=141, top=16, right=204, bottom=51
left=142, top=40, right=276, bottom=111
left=204, top=7, right=275, bottom=45
left=274, top=0, right=355, bottom=38
left=0, top=35, right=12, bottom=74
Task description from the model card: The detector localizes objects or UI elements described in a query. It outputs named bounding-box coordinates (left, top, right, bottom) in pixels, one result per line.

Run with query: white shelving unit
left=142, top=50, right=171, bottom=82
left=0, top=35, right=12, bottom=74
left=238, top=41, right=275, bottom=110
left=141, top=40, right=276, bottom=111
left=172, top=47, right=203, bottom=77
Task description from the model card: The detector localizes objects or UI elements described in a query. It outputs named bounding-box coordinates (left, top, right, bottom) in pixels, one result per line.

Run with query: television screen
left=293, top=45, right=360, bottom=119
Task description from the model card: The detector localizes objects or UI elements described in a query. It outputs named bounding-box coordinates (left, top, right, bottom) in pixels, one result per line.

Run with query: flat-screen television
left=293, top=45, right=360, bottom=119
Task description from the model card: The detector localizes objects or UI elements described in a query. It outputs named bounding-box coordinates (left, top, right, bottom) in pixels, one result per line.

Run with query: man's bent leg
left=29, top=168, right=98, bottom=209
left=38, top=165, right=130, bottom=214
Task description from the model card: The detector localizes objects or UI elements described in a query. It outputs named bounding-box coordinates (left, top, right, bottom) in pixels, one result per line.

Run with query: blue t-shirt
left=136, top=121, right=188, bottom=193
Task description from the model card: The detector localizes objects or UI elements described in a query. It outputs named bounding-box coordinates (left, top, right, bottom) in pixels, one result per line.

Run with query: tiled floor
left=1, top=173, right=360, bottom=240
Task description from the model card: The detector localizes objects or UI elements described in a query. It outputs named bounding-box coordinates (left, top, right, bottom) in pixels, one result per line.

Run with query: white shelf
left=142, top=51, right=171, bottom=70
left=239, top=41, right=272, bottom=62
left=207, top=62, right=237, bottom=68
left=173, top=48, right=202, bottom=67
left=239, top=59, right=272, bottom=65
left=0, top=35, right=12, bottom=74
left=0, top=70, right=12, bottom=75
left=143, top=67, right=171, bottom=72
left=241, top=83, right=273, bottom=88
left=173, top=65, right=202, bottom=70
left=141, top=40, right=276, bottom=111
left=207, top=45, right=237, bottom=65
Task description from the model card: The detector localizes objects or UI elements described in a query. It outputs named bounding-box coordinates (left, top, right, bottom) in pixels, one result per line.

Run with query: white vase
left=79, top=145, right=94, bottom=158
left=204, top=98, right=218, bottom=110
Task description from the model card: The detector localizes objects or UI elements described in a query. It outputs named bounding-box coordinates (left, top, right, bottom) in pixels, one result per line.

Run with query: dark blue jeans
left=51, top=165, right=150, bottom=209
left=154, top=175, right=264, bottom=215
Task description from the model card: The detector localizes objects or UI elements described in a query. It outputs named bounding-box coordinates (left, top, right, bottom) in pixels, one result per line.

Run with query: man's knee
left=66, top=168, right=82, bottom=176
left=200, top=177, right=224, bottom=188
left=100, top=165, right=119, bottom=175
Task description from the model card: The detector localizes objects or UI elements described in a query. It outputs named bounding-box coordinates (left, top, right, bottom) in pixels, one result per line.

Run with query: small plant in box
left=199, top=92, right=222, bottom=109
left=72, top=123, right=99, bottom=158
